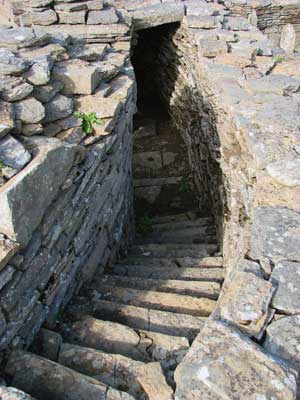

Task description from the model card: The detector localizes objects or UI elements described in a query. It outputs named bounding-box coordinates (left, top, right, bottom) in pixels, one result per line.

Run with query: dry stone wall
left=0, top=17, right=136, bottom=355
left=1, top=0, right=300, bottom=398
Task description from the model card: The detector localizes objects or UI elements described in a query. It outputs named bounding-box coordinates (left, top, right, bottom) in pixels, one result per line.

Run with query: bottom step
left=5, top=350, right=135, bottom=400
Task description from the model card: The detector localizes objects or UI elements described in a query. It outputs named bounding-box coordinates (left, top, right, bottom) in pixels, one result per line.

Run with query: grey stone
left=14, top=97, right=45, bottom=124
left=0, top=135, right=31, bottom=172
left=42, top=94, right=73, bottom=123
left=0, top=265, right=14, bottom=291
left=280, top=24, right=296, bottom=55
left=175, top=320, right=298, bottom=400
left=68, top=43, right=108, bottom=61
left=131, top=3, right=184, bottom=30
left=30, top=0, right=53, bottom=7
left=250, top=206, right=300, bottom=263
left=0, top=136, right=78, bottom=247
left=0, top=100, right=15, bottom=137
left=20, top=8, right=58, bottom=26
left=23, top=55, right=54, bottom=86
left=185, top=16, right=221, bottom=29
left=57, top=10, right=87, bottom=24
left=219, top=269, right=274, bottom=338
left=271, top=261, right=300, bottom=314
left=87, top=7, right=119, bottom=25
left=0, top=236, right=19, bottom=272
left=199, top=39, right=228, bottom=57
left=0, top=49, right=31, bottom=76
left=266, top=157, right=300, bottom=187
left=0, top=386, right=34, bottom=400
left=224, top=16, right=251, bottom=30
left=0, top=76, right=33, bottom=102
left=32, top=80, right=64, bottom=103
left=264, top=315, right=300, bottom=370
left=0, top=27, right=49, bottom=50
left=22, top=123, right=43, bottom=136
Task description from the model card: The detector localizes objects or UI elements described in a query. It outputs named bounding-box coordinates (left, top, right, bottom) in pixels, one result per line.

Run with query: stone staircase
left=3, top=211, right=223, bottom=400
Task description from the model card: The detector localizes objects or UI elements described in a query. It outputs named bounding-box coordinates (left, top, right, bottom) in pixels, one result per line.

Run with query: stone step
left=5, top=350, right=135, bottom=400
left=109, top=264, right=224, bottom=282
left=58, top=343, right=173, bottom=400
left=91, top=275, right=221, bottom=299
left=59, top=315, right=189, bottom=364
left=150, top=212, right=212, bottom=225
left=86, top=285, right=216, bottom=317
left=151, top=218, right=216, bottom=234
left=117, top=256, right=224, bottom=268
left=135, top=228, right=217, bottom=244
left=66, top=298, right=206, bottom=340
left=129, top=243, right=219, bottom=258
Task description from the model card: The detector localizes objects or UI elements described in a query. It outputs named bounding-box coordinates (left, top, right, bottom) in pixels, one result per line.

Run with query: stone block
left=0, top=236, right=19, bottom=272
left=32, top=80, right=64, bottom=103
left=131, top=3, right=184, bottom=30
left=57, top=10, right=87, bottom=24
left=0, top=136, right=78, bottom=247
left=0, top=134, right=31, bottom=172
left=23, top=55, right=54, bottom=86
left=175, top=320, right=298, bottom=400
left=42, top=93, right=73, bottom=123
left=0, top=100, right=15, bottom=137
left=0, top=48, right=31, bottom=75
left=0, top=76, right=33, bottom=102
left=250, top=206, right=300, bottom=263
left=20, top=8, right=58, bottom=26
left=87, top=7, right=119, bottom=24
left=271, top=261, right=300, bottom=314
left=52, top=59, right=101, bottom=95
left=14, top=97, right=45, bottom=124
left=0, top=27, right=49, bottom=50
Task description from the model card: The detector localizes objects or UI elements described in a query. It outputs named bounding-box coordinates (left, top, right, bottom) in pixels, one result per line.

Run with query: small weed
left=179, top=178, right=191, bottom=193
left=274, top=54, right=284, bottom=63
left=137, top=215, right=153, bottom=234
left=74, top=111, right=104, bottom=135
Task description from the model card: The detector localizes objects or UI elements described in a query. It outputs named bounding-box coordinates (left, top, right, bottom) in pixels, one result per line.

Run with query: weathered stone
left=20, top=8, right=58, bottom=26
left=23, top=55, right=53, bottom=85
left=52, top=59, right=101, bottom=95
left=22, top=123, right=43, bottom=136
left=0, top=387, right=35, bottom=400
left=68, top=43, right=108, bottom=61
left=87, top=8, right=119, bottom=25
left=250, top=206, right=300, bottom=263
left=199, top=39, right=228, bottom=57
left=0, top=137, right=78, bottom=247
left=32, top=80, right=64, bottom=103
left=18, top=43, right=67, bottom=62
left=280, top=24, right=296, bottom=55
left=0, top=265, right=15, bottom=291
left=42, top=93, right=73, bottom=123
left=186, top=16, right=221, bottom=29
left=5, top=350, right=135, bottom=400
left=0, top=135, right=31, bottom=172
left=131, top=3, right=184, bottom=30
left=33, top=328, right=62, bottom=361
left=224, top=16, right=251, bottom=30
left=14, top=97, right=45, bottom=124
left=219, top=270, right=274, bottom=338
left=271, top=261, right=300, bottom=314
left=0, top=48, right=31, bottom=75
left=0, top=27, right=49, bottom=50
left=56, top=126, right=85, bottom=144
left=0, top=101, right=15, bottom=137
left=266, top=157, right=300, bottom=187
left=175, top=320, right=298, bottom=400
left=264, top=315, right=300, bottom=371
left=0, top=76, right=33, bottom=102
left=0, top=236, right=19, bottom=272
left=57, top=10, right=87, bottom=24
left=137, top=362, right=174, bottom=400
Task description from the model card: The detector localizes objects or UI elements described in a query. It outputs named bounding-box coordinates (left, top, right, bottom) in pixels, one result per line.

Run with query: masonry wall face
left=0, top=11, right=136, bottom=353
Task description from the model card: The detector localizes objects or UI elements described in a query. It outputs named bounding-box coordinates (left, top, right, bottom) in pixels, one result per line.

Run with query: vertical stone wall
left=0, top=21, right=136, bottom=353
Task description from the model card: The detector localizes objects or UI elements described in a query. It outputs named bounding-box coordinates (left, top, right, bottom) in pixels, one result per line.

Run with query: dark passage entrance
left=131, top=24, right=207, bottom=222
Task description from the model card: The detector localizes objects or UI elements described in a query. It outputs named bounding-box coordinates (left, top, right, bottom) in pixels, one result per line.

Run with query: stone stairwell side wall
left=0, top=23, right=136, bottom=355
left=227, top=0, right=300, bottom=51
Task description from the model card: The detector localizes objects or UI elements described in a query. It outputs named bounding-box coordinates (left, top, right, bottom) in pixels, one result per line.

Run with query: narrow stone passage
left=4, top=211, right=223, bottom=399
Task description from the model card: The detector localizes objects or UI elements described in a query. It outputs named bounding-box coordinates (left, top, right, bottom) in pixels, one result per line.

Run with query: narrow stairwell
left=4, top=211, right=223, bottom=400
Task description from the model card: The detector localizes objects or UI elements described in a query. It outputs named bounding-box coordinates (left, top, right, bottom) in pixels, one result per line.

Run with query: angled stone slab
left=264, top=315, right=300, bottom=371
left=43, top=24, right=130, bottom=40
left=219, top=269, right=274, bottom=338
left=0, top=137, right=78, bottom=247
left=175, top=320, right=298, bottom=400
left=131, top=3, right=184, bottom=30
left=271, top=261, right=300, bottom=314
left=250, top=206, right=300, bottom=263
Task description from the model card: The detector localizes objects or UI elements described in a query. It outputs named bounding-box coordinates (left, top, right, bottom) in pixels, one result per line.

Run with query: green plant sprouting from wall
left=74, top=111, right=104, bottom=135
